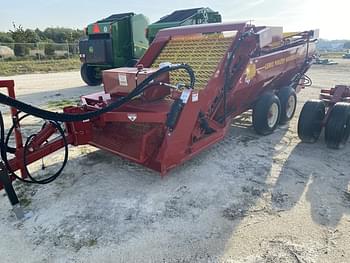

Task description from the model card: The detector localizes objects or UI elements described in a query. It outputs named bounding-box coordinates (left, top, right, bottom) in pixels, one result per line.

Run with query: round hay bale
left=0, top=46, right=15, bottom=58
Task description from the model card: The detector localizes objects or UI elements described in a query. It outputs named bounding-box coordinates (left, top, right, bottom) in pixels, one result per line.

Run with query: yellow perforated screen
left=151, top=35, right=234, bottom=90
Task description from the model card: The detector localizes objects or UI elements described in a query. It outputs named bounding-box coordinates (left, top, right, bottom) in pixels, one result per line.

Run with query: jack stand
left=0, top=162, right=24, bottom=219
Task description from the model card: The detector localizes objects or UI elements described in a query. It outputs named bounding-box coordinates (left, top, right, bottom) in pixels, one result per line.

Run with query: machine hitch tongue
left=0, top=162, right=24, bottom=219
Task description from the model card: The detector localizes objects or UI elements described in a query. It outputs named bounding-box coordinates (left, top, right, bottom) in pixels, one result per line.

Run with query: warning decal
left=118, top=74, right=128, bottom=86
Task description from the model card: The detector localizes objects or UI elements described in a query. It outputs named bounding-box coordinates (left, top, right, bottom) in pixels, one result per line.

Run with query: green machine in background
left=79, top=13, right=149, bottom=85
left=146, top=7, right=222, bottom=43
left=79, top=8, right=222, bottom=86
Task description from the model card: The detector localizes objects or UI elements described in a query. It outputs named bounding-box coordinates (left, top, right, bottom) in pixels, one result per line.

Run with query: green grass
left=47, top=99, right=80, bottom=109
left=0, top=58, right=81, bottom=76
left=319, top=52, right=344, bottom=58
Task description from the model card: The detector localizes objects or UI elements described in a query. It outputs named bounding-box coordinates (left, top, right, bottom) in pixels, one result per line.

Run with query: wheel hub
left=286, top=95, right=296, bottom=119
left=268, top=103, right=279, bottom=128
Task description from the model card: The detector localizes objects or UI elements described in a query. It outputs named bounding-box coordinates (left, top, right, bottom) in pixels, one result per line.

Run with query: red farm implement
left=0, top=22, right=318, bottom=214
left=298, top=85, right=350, bottom=148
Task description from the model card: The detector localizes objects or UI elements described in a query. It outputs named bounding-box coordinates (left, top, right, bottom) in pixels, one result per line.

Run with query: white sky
left=0, top=0, right=349, bottom=39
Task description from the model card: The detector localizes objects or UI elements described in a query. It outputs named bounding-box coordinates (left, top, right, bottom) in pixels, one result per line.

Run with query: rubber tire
left=253, top=93, right=281, bottom=135
left=278, top=87, right=297, bottom=124
left=297, top=100, right=325, bottom=143
left=80, top=63, right=102, bottom=86
left=325, top=102, right=350, bottom=149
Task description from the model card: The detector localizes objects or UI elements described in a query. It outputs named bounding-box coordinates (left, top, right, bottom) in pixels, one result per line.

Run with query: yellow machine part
left=151, top=34, right=234, bottom=90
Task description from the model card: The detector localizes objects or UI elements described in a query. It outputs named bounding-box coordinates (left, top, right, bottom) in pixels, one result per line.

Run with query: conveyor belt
left=152, top=34, right=234, bottom=90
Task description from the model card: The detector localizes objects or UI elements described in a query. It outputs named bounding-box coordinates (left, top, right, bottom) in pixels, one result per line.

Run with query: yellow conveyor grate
left=151, top=35, right=234, bottom=90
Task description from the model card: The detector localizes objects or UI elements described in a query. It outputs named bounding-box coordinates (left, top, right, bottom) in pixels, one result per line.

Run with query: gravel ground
left=0, top=59, right=349, bottom=263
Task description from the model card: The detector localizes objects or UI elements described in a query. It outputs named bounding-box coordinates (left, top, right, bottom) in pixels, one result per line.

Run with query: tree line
left=0, top=24, right=84, bottom=57
left=317, top=39, right=350, bottom=52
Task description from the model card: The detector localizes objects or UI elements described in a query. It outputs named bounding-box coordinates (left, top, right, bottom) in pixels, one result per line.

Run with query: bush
left=68, top=43, right=79, bottom=54
left=0, top=32, right=14, bottom=43
left=44, top=44, right=55, bottom=56
left=14, top=44, right=29, bottom=57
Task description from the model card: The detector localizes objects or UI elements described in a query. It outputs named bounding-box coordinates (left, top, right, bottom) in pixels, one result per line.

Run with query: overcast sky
left=0, top=0, right=348, bottom=40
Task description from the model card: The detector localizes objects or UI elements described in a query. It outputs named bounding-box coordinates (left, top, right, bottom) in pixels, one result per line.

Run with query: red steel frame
left=0, top=80, right=74, bottom=185
left=319, top=85, right=350, bottom=125
left=0, top=23, right=317, bottom=189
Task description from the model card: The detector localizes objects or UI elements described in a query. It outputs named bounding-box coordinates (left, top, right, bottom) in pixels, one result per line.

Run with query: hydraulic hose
left=0, top=112, right=68, bottom=184
left=22, top=120, right=68, bottom=184
left=0, top=64, right=195, bottom=122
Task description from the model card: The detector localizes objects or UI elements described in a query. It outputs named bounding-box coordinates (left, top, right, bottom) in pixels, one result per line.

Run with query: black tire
left=253, top=93, right=281, bottom=135
left=325, top=102, right=350, bottom=149
left=80, top=63, right=102, bottom=86
left=277, top=86, right=297, bottom=124
left=297, top=100, right=325, bottom=143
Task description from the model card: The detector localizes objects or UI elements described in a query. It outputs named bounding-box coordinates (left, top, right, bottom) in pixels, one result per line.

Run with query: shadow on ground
left=272, top=138, right=350, bottom=227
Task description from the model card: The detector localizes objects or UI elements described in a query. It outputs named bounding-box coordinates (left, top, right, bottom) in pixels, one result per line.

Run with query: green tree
left=10, top=23, right=29, bottom=56
left=4, top=25, right=84, bottom=57
left=35, top=28, right=46, bottom=41
left=44, top=43, right=55, bottom=56
left=24, top=29, right=40, bottom=43
left=10, top=23, right=26, bottom=42
left=9, top=23, right=42, bottom=56
left=43, top=27, right=83, bottom=43
left=0, top=32, right=14, bottom=43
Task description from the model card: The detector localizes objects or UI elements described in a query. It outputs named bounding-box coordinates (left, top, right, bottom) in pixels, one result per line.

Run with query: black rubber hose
left=0, top=111, right=16, bottom=153
left=0, top=112, right=33, bottom=183
left=22, top=121, right=68, bottom=184
left=5, top=114, right=29, bottom=152
left=0, top=112, right=68, bottom=184
left=0, top=64, right=195, bottom=123
left=0, top=111, right=8, bottom=162
left=302, top=74, right=312, bottom=87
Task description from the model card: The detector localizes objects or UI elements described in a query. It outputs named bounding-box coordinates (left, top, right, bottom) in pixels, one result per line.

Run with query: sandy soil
left=0, top=59, right=349, bottom=263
